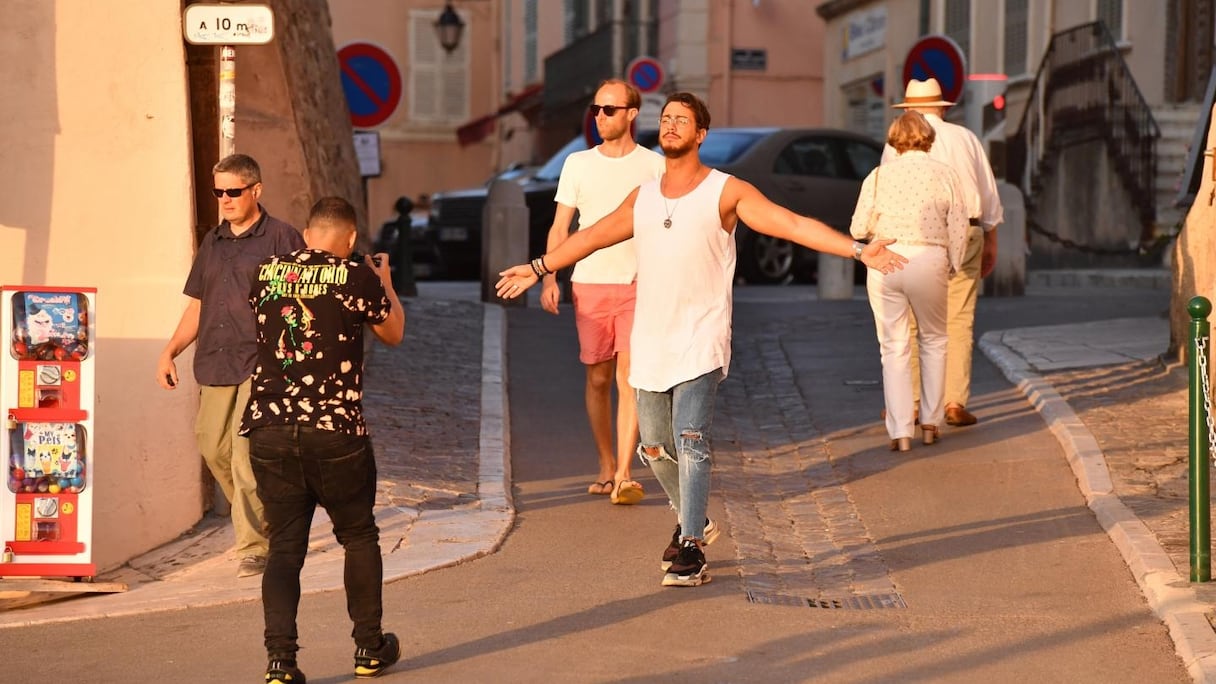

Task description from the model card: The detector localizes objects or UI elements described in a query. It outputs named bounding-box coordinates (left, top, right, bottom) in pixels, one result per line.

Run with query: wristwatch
left=851, top=241, right=865, bottom=261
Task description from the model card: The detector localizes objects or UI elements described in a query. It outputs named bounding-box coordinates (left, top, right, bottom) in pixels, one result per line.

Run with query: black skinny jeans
left=249, top=425, right=384, bottom=658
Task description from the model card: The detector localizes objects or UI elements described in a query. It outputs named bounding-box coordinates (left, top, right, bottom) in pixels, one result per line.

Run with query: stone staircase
left=1153, top=102, right=1204, bottom=233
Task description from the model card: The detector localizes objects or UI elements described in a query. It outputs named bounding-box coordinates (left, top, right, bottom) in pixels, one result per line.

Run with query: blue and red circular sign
left=337, top=42, right=402, bottom=128
left=902, top=35, right=966, bottom=104
left=626, top=56, right=664, bottom=94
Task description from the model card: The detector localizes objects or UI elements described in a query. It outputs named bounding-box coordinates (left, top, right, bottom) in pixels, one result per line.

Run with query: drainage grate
left=746, top=590, right=907, bottom=610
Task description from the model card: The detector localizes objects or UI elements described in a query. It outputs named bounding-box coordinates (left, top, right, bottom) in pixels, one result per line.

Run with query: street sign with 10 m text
left=183, top=4, right=274, bottom=45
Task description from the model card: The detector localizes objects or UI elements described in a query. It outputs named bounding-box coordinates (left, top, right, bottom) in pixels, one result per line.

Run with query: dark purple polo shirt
left=183, top=208, right=304, bottom=386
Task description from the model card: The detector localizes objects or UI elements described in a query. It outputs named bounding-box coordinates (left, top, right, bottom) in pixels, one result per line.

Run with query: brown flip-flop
left=611, top=479, right=644, bottom=505
left=587, top=480, right=613, bottom=495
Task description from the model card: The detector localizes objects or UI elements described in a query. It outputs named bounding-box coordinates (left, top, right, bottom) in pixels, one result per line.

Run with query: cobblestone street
left=365, top=297, right=484, bottom=511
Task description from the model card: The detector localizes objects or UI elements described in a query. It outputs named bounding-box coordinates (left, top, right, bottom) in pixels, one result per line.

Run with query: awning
left=456, top=83, right=544, bottom=147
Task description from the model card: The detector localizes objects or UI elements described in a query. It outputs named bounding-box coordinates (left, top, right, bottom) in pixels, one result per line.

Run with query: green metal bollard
left=1189, top=295, right=1212, bottom=582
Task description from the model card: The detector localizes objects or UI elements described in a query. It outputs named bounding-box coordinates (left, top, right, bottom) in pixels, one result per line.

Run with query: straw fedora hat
left=893, top=78, right=955, bottom=108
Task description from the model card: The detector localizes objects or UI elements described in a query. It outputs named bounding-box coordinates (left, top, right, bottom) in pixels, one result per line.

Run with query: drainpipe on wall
left=613, top=0, right=625, bottom=81
left=491, top=0, right=503, bottom=173
left=724, top=0, right=733, bottom=125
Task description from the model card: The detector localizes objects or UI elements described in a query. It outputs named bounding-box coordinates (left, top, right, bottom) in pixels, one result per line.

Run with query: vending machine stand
left=0, top=286, right=99, bottom=580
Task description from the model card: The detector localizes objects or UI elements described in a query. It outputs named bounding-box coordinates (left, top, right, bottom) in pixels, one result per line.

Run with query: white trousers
left=866, top=245, right=949, bottom=439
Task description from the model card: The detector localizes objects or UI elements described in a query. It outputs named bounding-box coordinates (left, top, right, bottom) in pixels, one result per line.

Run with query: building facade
left=817, top=0, right=1209, bottom=269
left=329, top=0, right=830, bottom=232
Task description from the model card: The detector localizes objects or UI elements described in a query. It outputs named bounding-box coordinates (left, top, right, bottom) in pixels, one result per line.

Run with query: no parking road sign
left=627, top=56, right=664, bottom=94
left=338, top=42, right=402, bottom=128
left=902, top=35, right=967, bottom=104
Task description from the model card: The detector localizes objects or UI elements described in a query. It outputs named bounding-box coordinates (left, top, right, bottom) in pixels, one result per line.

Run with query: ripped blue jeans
left=636, top=368, right=723, bottom=541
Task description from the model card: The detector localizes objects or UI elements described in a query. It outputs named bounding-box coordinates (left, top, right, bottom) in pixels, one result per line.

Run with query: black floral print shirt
left=240, top=249, right=392, bottom=436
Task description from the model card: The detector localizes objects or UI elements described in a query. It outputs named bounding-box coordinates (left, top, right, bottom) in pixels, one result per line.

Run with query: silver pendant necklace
left=662, top=196, right=679, bottom=229
left=661, top=170, right=700, bottom=229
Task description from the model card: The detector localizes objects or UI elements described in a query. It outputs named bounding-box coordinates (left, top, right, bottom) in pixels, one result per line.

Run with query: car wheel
left=739, top=231, right=794, bottom=284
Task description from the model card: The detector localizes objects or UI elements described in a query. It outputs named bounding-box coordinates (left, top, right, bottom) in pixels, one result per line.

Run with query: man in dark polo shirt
left=157, top=153, right=304, bottom=578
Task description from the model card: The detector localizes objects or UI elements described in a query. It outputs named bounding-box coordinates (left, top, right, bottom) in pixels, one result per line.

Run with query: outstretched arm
left=729, top=178, right=907, bottom=273
left=496, top=189, right=638, bottom=299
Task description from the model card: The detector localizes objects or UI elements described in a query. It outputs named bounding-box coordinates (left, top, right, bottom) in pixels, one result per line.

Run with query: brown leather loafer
left=945, top=406, right=977, bottom=426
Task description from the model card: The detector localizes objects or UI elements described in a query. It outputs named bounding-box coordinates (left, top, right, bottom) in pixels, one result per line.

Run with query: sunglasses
left=589, top=104, right=631, bottom=117
left=212, top=184, right=255, bottom=198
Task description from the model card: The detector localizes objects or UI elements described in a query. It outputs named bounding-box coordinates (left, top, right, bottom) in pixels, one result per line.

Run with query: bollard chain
left=1198, top=335, right=1216, bottom=460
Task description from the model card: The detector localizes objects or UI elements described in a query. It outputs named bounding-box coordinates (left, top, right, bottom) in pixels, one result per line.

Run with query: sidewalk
left=980, top=310, right=1216, bottom=682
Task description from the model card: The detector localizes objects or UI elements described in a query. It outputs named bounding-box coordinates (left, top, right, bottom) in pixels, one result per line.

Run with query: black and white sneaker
left=660, top=519, right=719, bottom=571
left=662, top=539, right=710, bottom=587
left=354, top=632, right=401, bottom=678
left=266, top=659, right=306, bottom=684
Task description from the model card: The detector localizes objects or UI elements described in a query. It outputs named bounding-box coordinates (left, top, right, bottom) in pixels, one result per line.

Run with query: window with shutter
left=565, top=0, right=591, bottom=42
left=409, top=10, right=469, bottom=124
left=1004, top=0, right=1029, bottom=77
left=1097, top=0, right=1123, bottom=40
left=944, top=0, right=970, bottom=65
left=525, top=0, right=538, bottom=83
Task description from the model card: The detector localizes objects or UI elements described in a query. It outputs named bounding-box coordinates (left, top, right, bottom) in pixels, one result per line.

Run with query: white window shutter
left=409, top=11, right=469, bottom=123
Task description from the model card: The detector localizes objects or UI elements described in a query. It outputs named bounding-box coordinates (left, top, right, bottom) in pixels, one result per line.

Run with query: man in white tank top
left=541, top=79, right=666, bottom=505
left=497, top=93, right=907, bottom=588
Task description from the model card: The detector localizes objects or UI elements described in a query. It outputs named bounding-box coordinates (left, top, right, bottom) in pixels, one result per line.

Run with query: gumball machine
left=0, top=287, right=96, bottom=578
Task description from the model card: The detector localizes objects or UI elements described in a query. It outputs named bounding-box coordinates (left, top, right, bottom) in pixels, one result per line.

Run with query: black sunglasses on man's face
left=589, top=104, right=630, bottom=117
left=212, top=184, right=255, bottom=198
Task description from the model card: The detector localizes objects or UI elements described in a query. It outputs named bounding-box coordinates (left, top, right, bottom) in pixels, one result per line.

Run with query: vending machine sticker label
left=17, top=369, right=34, bottom=407
left=15, top=503, right=31, bottom=541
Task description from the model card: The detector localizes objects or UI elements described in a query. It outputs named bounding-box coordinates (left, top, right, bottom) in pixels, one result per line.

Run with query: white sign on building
left=183, top=4, right=275, bottom=45
left=843, top=5, right=887, bottom=61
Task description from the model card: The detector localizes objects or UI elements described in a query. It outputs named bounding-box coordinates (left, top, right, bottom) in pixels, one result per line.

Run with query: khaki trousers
left=911, top=225, right=983, bottom=408
left=196, top=379, right=268, bottom=557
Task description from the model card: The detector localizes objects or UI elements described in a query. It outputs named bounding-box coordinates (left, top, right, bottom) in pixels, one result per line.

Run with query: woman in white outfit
left=850, top=111, right=969, bottom=452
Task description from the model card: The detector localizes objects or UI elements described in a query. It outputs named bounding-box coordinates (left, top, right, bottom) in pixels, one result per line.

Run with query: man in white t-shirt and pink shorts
left=540, top=78, right=666, bottom=505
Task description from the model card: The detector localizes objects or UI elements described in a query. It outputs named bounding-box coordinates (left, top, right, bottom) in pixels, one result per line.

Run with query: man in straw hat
left=882, top=77, right=1003, bottom=428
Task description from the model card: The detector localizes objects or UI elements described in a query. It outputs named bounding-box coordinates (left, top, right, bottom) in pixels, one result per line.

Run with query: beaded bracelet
left=530, top=256, right=552, bottom=277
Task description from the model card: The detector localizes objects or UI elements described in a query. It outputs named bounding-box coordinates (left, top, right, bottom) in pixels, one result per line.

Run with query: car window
left=842, top=140, right=882, bottom=180
left=774, top=138, right=839, bottom=178
left=697, top=130, right=767, bottom=166
left=534, top=136, right=589, bottom=182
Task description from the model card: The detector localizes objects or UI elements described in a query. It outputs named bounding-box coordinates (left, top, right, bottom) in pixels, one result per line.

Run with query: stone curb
left=979, top=330, right=1216, bottom=683
left=346, top=303, right=515, bottom=583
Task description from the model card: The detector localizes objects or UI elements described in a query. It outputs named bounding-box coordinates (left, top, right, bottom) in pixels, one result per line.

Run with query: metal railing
left=1008, top=21, right=1161, bottom=247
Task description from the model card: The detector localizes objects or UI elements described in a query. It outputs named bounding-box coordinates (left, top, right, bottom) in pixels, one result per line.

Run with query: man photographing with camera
left=241, top=196, right=405, bottom=683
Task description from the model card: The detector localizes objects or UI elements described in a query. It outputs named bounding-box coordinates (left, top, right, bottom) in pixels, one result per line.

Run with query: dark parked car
left=426, top=131, right=660, bottom=279
left=696, top=127, right=883, bottom=283
left=423, top=126, right=879, bottom=282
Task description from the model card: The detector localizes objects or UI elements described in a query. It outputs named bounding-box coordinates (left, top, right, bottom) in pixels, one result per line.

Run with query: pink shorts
left=572, top=282, right=636, bottom=365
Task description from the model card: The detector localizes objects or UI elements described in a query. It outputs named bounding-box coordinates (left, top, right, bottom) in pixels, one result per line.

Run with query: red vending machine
left=0, top=286, right=96, bottom=578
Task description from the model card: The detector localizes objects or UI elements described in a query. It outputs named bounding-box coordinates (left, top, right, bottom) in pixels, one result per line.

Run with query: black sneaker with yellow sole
left=354, top=632, right=401, bottom=678
left=266, top=659, right=305, bottom=684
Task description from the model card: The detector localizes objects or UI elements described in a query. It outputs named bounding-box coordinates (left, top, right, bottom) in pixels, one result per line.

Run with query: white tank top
left=629, top=168, right=735, bottom=392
